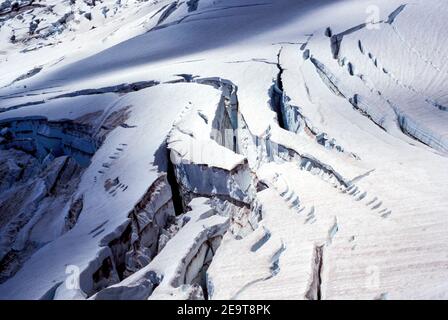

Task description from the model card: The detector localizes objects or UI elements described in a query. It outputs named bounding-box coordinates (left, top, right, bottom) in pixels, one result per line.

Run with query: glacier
left=0, top=0, right=448, bottom=300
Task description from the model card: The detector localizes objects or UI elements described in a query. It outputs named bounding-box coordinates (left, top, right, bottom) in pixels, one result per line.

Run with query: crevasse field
left=0, top=0, right=447, bottom=300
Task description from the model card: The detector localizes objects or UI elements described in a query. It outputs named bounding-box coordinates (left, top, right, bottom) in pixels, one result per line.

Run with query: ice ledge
left=92, top=198, right=229, bottom=300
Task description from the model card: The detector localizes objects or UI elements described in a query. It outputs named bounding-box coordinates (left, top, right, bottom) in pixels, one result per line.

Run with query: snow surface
left=0, top=0, right=448, bottom=300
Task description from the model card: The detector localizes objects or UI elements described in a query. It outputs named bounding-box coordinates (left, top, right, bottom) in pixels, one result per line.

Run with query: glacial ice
left=0, top=0, right=448, bottom=300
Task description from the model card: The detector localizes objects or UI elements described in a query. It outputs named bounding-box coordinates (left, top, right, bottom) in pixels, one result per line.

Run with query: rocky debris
left=0, top=153, right=83, bottom=283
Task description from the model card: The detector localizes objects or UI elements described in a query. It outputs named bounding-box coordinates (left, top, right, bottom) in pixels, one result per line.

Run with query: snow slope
left=0, top=0, right=447, bottom=299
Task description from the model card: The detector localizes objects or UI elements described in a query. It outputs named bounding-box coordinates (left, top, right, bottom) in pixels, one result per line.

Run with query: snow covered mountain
left=0, top=0, right=448, bottom=300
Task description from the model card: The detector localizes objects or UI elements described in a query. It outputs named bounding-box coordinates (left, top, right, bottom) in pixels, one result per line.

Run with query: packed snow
left=0, top=0, right=447, bottom=300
